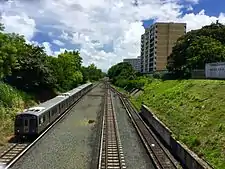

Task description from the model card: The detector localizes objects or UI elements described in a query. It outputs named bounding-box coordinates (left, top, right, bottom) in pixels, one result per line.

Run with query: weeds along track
left=110, top=85, right=180, bottom=169
left=0, top=85, right=96, bottom=169
left=98, top=84, right=126, bottom=169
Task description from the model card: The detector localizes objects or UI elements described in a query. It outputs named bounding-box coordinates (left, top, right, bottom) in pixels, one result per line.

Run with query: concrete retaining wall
left=140, top=105, right=213, bottom=169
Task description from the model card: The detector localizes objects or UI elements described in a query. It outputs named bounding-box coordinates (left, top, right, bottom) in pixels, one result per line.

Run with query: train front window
left=30, top=119, right=37, bottom=128
left=15, top=117, right=22, bottom=127
left=24, top=119, right=28, bottom=126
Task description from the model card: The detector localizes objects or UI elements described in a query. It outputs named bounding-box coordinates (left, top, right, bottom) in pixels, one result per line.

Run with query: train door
left=24, top=118, right=29, bottom=133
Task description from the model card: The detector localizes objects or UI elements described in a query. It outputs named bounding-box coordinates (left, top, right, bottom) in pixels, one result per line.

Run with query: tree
left=107, top=62, right=136, bottom=86
left=5, top=43, right=55, bottom=91
left=0, top=23, right=4, bottom=31
left=186, top=36, right=225, bottom=69
left=0, top=33, right=26, bottom=79
left=47, top=50, right=83, bottom=91
left=108, top=62, right=136, bottom=80
left=167, top=22, right=225, bottom=77
left=81, top=63, right=104, bottom=82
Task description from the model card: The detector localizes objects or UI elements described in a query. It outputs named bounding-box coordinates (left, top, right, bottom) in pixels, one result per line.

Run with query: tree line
left=0, top=23, right=104, bottom=96
left=107, top=62, right=149, bottom=91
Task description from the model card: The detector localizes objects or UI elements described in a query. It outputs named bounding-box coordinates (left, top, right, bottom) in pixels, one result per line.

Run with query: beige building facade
left=140, top=22, right=186, bottom=73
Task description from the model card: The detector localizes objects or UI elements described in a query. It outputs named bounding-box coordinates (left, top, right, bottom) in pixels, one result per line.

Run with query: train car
left=14, top=82, right=93, bottom=138
left=14, top=95, right=68, bottom=138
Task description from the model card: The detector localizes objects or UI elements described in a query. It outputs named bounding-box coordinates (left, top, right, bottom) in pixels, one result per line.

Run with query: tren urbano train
left=14, top=82, right=93, bottom=138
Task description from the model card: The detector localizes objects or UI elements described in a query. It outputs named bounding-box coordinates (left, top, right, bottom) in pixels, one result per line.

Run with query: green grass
left=130, top=79, right=225, bottom=169
left=0, top=82, right=36, bottom=146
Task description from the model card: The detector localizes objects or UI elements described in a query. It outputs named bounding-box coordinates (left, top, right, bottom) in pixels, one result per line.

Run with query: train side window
left=43, top=115, right=46, bottom=122
left=39, top=118, right=41, bottom=125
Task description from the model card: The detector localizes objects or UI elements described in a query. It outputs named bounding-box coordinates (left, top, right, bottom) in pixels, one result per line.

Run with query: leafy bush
left=0, top=82, right=36, bottom=145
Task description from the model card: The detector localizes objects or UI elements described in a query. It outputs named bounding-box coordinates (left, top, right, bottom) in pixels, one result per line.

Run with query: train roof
left=67, top=83, right=92, bottom=95
left=18, top=96, right=68, bottom=116
left=16, top=82, right=92, bottom=117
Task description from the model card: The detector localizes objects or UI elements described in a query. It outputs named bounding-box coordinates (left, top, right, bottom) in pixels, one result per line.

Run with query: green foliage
left=47, top=50, right=83, bottom=91
left=0, top=23, right=4, bottom=31
left=107, top=62, right=137, bottom=87
left=0, top=82, right=36, bottom=145
left=81, top=63, right=104, bottom=82
left=107, top=62, right=151, bottom=92
left=0, top=33, right=25, bottom=78
left=132, top=79, right=225, bottom=168
left=5, top=43, right=56, bottom=91
left=168, top=22, right=225, bottom=77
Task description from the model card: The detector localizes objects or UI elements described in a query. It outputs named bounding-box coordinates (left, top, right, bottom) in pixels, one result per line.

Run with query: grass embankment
left=112, top=85, right=129, bottom=96
left=0, top=82, right=36, bottom=146
left=131, top=79, right=225, bottom=169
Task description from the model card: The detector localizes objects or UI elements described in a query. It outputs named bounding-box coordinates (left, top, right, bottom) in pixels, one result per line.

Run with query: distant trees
left=107, top=62, right=147, bottom=91
left=167, top=22, right=225, bottom=77
left=81, top=63, right=104, bottom=82
left=0, top=23, right=104, bottom=94
left=108, top=62, right=136, bottom=83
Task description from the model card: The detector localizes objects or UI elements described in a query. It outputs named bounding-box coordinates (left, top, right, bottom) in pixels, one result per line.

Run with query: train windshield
left=15, top=116, right=23, bottom=127
left=15, top=115, right=37, bottom=127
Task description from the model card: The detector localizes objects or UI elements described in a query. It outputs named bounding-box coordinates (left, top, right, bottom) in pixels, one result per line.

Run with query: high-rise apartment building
left=123, top=56, right=141, bottom=72
left=140, top=22, right=186, bottom=73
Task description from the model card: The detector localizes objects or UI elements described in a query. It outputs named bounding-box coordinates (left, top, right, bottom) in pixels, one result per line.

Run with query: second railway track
left=110, top=85, right=181, bottom=169
left=98, top=84, right=126, bottom=169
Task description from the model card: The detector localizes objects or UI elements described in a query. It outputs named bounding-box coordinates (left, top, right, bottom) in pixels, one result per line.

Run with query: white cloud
left=185, top=0, right=199, bottom=4
left=1, top=12, right=36, bottom=40
left=0, top=0, right=225, bottom=71
left=52, top=39, right=65, bottom=46
left=42, top=42, right=53, bottom=56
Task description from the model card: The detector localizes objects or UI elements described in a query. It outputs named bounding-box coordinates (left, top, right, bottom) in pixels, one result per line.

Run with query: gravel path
left=111, top=91, right=156, bottom=169
left=11, top=83, right=105, bottom=169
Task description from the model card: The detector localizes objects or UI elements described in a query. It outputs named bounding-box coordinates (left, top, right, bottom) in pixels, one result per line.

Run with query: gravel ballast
left=111, top=91, right=156, bottom=169
left=11, top=83, right=105, bottom=169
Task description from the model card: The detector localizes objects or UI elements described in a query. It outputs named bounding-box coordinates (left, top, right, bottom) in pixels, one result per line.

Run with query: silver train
left=14, top=82, right=93, bottom=138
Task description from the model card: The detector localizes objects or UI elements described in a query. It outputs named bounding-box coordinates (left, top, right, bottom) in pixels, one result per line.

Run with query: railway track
left=0, top=143, right=29, bottom=167
left=0, top=85, right=96, bottom=169
left=98, top=85, right=126, bottom=169
left=110, top=85, right=181, bottom=169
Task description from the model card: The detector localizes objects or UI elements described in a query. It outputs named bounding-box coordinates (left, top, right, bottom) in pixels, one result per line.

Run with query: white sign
left=205, top=62, right=225, bottom=79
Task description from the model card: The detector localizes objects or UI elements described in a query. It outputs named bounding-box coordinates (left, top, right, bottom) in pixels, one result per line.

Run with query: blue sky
left=0, top=0, right=225, bottom=72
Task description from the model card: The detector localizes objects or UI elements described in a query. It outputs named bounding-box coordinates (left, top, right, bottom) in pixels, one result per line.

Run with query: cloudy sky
left=0, top=0, right=224, bottom=72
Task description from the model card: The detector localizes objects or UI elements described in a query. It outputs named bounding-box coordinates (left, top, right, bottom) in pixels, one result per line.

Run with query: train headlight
left=17, top=130, right=20, bottom=132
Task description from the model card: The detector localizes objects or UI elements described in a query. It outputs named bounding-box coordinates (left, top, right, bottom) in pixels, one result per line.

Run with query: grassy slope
left=0, top=82, right=36, bottom=146
left=131, top=79, right=225, bottom=169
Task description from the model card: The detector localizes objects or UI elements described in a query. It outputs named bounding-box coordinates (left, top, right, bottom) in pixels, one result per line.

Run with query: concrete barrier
left=140, top=105, right=213, bottom=169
